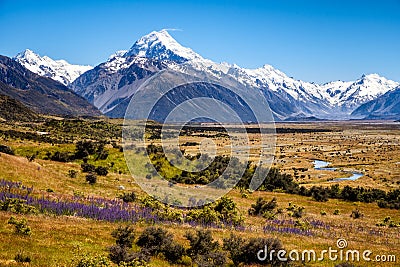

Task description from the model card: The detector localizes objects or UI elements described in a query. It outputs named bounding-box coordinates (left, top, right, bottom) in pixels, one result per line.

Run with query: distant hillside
left=0, top=55, right=101, bottom=117
left=0, top=94, right=41, bottom=122
left=351, top=86, right=400, bottom=120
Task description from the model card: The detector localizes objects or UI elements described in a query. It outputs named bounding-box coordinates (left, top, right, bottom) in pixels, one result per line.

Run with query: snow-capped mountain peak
left=107, top=50, right=128, bottom=60
left=125, top=29, right=203, bottom=62
left=14, top=49, right=93, bottom=86
left=15, top=49, right=41, bottom=63
left=69, top=29, right=399, bottom=120
left=324, top=73, right=399, bottom=108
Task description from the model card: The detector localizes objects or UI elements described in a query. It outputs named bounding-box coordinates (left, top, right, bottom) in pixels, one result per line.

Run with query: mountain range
left=7, top=29, right=400, bottom=121
left=14, top=49, right=92, bottom=86
left=0, top=55, right=100, bottom=117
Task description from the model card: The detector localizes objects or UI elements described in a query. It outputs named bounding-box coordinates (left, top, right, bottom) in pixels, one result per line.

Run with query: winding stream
left=312, top=160, right=363, bottom=182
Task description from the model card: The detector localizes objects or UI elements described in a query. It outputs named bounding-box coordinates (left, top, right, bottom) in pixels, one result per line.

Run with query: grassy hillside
left=0, top=94, right=41, bottom=122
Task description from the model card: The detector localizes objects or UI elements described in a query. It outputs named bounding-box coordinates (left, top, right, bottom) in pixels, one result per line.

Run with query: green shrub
left=294, top=219, right=311, bottom=231
left=14, top=251, right=31, bottom=263
left=73, top=253, right=111, bottom=267
left=248, top=197, right=278, bottom=217
left=0, top=144, right=14, bottom=155
left=194, top=251, right=227, bottom=267
left=0, top=198, right=38, bottom=214
left=155, top=207, right=184, bottom=223
left=81, top=163, right=96, bottom=173
left=50, top=151, right=71, bottom=162
left=108, top=245, right=130, bottom=264
left=223, top=234, right=286, bottom=266
left=186, top=206, right=219, bottom=225
left=118, top=192, right=137, bottom=203
left=310, top=186, right=329, bottom=202
left=112, top=225, right=135, bottom=248
left=8, top=216, right=31, bottom=235
left=26, top=152, right=37, bottom=162
left=136, top=226, right=173, bottom=255
left=185, top=229, right=225, bottom=266
left=139, top=196, right=164, bottom=210
left=376, top=216, right=399, bottom=227
left=333, top=209, right=340, bottom=215
left=213, top=196, right=243, bottom=225
left=350, top=209, right=363, bottom=219
left=86, top=173, right=97, bottom=184
left=135, top=226, right=183, bottom=263
left=286, top=202, right=305, bottom=218
left=95, top=166, right=109, bottom=176
left=185, top=229, right=219, bottom=257
left=75, top=140, right=97, bottom=159
left=118, top=259, right=149, bottom=267
left=163, top=242, right=185, bottom=264
left=186, top=197, right=243, bottom=226
left=377, top=200, right=388, bottom=208
left=68, top=169, right=78, bottom=178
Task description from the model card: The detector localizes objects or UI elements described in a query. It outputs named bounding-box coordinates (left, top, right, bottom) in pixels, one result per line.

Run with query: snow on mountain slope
left=332, top=74, right=398, bottom=109
left=71, top=55, right=174, bottom=113
left=69, top=29, right=399, bottom=119
left=14, top=49, right=93, bottom=86
left=352, top=86, right=400, bottom=119
left=125, top=29, right=203, bottom=62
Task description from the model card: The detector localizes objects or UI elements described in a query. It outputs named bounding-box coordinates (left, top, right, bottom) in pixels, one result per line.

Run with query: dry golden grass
left=0, top=121, right=399, bottom=266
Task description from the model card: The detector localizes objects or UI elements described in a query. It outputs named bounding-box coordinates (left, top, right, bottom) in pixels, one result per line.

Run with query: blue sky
left=1, top=0, right=399, bottom=83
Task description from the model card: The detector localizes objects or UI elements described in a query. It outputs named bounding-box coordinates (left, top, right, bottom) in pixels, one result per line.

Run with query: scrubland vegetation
left=0, top=119, right=399, bottom=266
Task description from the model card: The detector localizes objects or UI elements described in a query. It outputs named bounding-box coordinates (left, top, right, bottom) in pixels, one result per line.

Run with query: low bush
left=8, top=216, right=31, bottom=235
left=350, top=209, right=364, bottom=219
left=185, top=229, right=226, bottom=266
left=309, top=186, right=329, bottom=202
left=0, top=145, right=14, bottom=155
left=86, top=173, right=97, bottom=184
left=185, top=229, right=219, bottom=257
left=73, top=252, right=111, bottom=267
left=108, top=225, right=150, bottom=265
left=163, top=242, right=185, bottom=264
left=223, top=233, right=286, bottom=266
left=95, top=166, right=109, bottom=176
left=136, top=226, right=173, bottom=255
left=81, top=163, right=96, bottom=173
left=186, top=197, right=243, bottom=226
left=68, top=169, right=78, bottom=178
left=333, top=209, right=340, bottom=215
left=50, top=151, right=71, bottom=162
left=112, top=225, right=135, bottom=248
left=248, top=197, right=278, bottom=217
left=286, top=202, right=305, bottom=218
left=108, top=245, right=130, bottom=264
left=0, top=198, right=38, bottom=214
left=14, top=251, right=31, bottom=263
left=118, top=192, right=137, bottom=203
left=136, top=226, right=184, bottom=263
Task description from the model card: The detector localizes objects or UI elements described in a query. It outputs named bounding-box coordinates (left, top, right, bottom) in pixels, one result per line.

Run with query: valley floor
left=0, top=120, right=399, bottom=266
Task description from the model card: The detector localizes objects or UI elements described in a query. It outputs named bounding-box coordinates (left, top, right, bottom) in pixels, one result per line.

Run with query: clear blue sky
left=1, top=0, right=399, bottom=83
